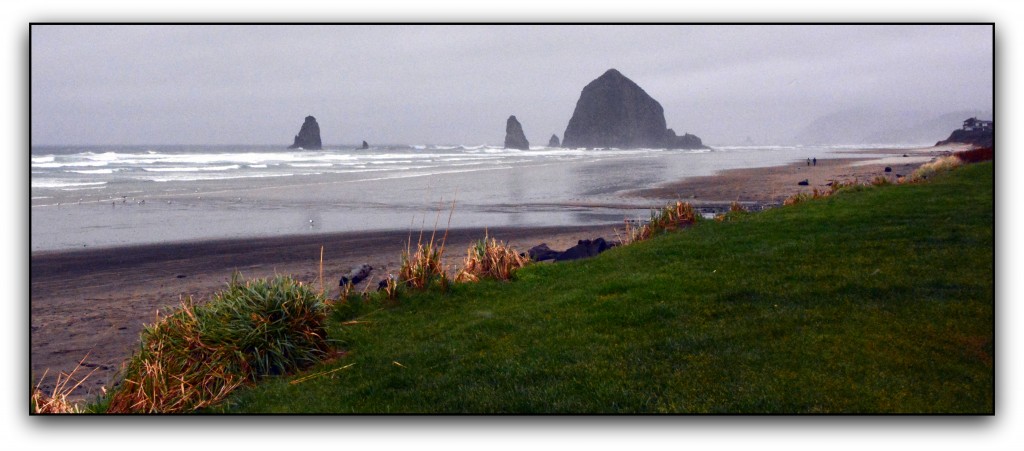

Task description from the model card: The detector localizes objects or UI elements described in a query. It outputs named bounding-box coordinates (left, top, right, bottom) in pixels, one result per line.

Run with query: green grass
left=213, top=162, right=994, bottom=413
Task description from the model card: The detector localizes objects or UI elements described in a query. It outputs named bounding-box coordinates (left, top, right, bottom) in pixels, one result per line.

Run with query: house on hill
left=963, top=117, right=993, bottom=132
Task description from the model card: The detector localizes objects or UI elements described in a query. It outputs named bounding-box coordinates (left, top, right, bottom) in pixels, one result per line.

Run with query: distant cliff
left=936, top=129, right=993, bottom=148
left=562, top=69, right=708, bottom=150
left=288, top=116, right=322, bottom=150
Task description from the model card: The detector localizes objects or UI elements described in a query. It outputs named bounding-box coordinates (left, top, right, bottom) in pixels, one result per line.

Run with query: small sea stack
left=504, top=115, right=530, bottom=150
left=361, top=140, right=370, bottom=150
left=548, top=134, right=561, bottom=147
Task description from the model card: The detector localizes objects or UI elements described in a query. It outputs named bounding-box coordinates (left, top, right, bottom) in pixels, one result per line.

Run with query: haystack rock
left=288, top=116, right=322, bottom=150
left=361, top=140, right=370, bottom=149
left=504, top=115, right=530, bottom=150
left=548, top=134, right=561, bottom=147
left=562, top=69, right=708, bottom=150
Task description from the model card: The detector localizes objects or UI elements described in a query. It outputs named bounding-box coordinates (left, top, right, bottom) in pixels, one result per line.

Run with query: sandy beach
left=29, top=145, right=964, bottom=401
left=632, top=144, right=966, bottom=204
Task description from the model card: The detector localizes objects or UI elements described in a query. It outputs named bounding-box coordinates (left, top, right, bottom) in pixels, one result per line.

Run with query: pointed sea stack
left=562, top=69, right=708, bottom=150
left=361, top=140, right=370, bottom=150
left=548, top=134, right=561, bottom=147
left=288, top=116, right=322, bottom=150
left=504, top=115, right=530, bottom=150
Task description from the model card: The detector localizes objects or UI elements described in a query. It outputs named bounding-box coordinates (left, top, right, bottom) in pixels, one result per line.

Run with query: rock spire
left=504, top=115, right=530, bottom=150
left=288, top=116, right=322, bottom=150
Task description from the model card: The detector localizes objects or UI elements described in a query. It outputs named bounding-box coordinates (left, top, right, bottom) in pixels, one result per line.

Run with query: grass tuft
left=910, top=155, right=963, bottom=182
left=620, top=201, right=700, bottom=244
left=455, top=234, right=530, bottom=282
left=400, top=239, right=448, bottom=290
left=105, top=275, right=330, bottom=413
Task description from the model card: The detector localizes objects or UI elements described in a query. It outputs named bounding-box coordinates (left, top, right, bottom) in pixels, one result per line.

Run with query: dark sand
left=30, top=148, right=955, bottom=401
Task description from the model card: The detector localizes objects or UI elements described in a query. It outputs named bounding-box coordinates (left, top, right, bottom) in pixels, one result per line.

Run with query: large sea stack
left=548, top=134, right=561, bottom=147
left=562, top=69, right=708, bottom=150
left=504, top=115, right=530, bottom=150
left=288, top=116, right=322, bottom=150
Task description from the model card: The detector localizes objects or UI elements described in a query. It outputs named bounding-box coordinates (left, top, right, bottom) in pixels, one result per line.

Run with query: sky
left=30, top=24, right=993, bottom=147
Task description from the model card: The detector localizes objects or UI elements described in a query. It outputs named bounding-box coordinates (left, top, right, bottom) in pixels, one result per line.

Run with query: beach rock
left=561, top=68, right=709, bottom=150
left=554, top=238, right=613, bottom=262
left=884, top=166, right=892, bottom=173
left=504, top=115, right=530, bottom=150
left=361, top=140, right=369, bottom=150
left=288, top=116, right=322, bottom=150
left=527, top=243, right=560, bottom=262
left=377, top=276, right=396, bottom=291
left=339, top=264, right=373, bottom=286
left=798, top=179, right=809, bottom=186
left=548, top=134, right=561, bottom=147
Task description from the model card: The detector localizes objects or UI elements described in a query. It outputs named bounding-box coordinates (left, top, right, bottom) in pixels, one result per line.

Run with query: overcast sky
left=30, top=24, right=992, bottom=146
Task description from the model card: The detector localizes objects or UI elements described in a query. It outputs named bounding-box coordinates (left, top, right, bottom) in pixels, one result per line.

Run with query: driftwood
left=339, top=264, right=373, bottom=286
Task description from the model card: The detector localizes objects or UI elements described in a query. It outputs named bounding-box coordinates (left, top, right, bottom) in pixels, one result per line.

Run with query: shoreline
left=631, top=144, right=964, bottom=204
left=30, top=145, right=964, bottom=402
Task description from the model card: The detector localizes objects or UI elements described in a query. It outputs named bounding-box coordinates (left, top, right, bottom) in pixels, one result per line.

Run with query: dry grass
left=455, top=234, right=530, bottom=282
left=910, top=155, right=964, bottom=182
left=399, top=197, right=457, bottom=290
left=619, top=201, right=700, bottom=244
left=400, top=239, right=448, bottom=290
left=31, top=354, right=98, bottom=414
left=829, top=179, right=859, bottom=195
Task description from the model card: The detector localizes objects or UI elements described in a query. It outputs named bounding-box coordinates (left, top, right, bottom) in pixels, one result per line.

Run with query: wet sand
left=30, top=145, right=962, bottom=401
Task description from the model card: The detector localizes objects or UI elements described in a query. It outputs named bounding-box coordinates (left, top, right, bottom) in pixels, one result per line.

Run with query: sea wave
left=143, top=165, right=241, bottom=172
left=66, top=169, right=116, bottom=174
left=148, top=172, right=297, bottom=182
left=31, top=180, right=107, bottom=189
left=287, top=163, right=334, bottom=168
left=33, top=160, right=110, bottom=168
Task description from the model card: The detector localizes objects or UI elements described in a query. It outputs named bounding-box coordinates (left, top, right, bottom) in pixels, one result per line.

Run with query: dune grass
left=104, top=275, right=331, bottom=413
left=206, top=161, right=993, bottom=414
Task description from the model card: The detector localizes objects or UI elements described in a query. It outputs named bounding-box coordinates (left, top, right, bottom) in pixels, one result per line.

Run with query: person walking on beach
left=807, top=158, right=811, bottom=166
left=813, top=157, right=817, bottom=166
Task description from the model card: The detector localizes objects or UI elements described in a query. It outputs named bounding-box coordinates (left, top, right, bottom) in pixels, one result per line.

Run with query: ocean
left=30, top=143, right=921, bottom=252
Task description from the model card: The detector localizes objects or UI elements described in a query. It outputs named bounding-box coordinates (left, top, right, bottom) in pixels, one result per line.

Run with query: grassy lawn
left=214, top=162, right=994, bottom=413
